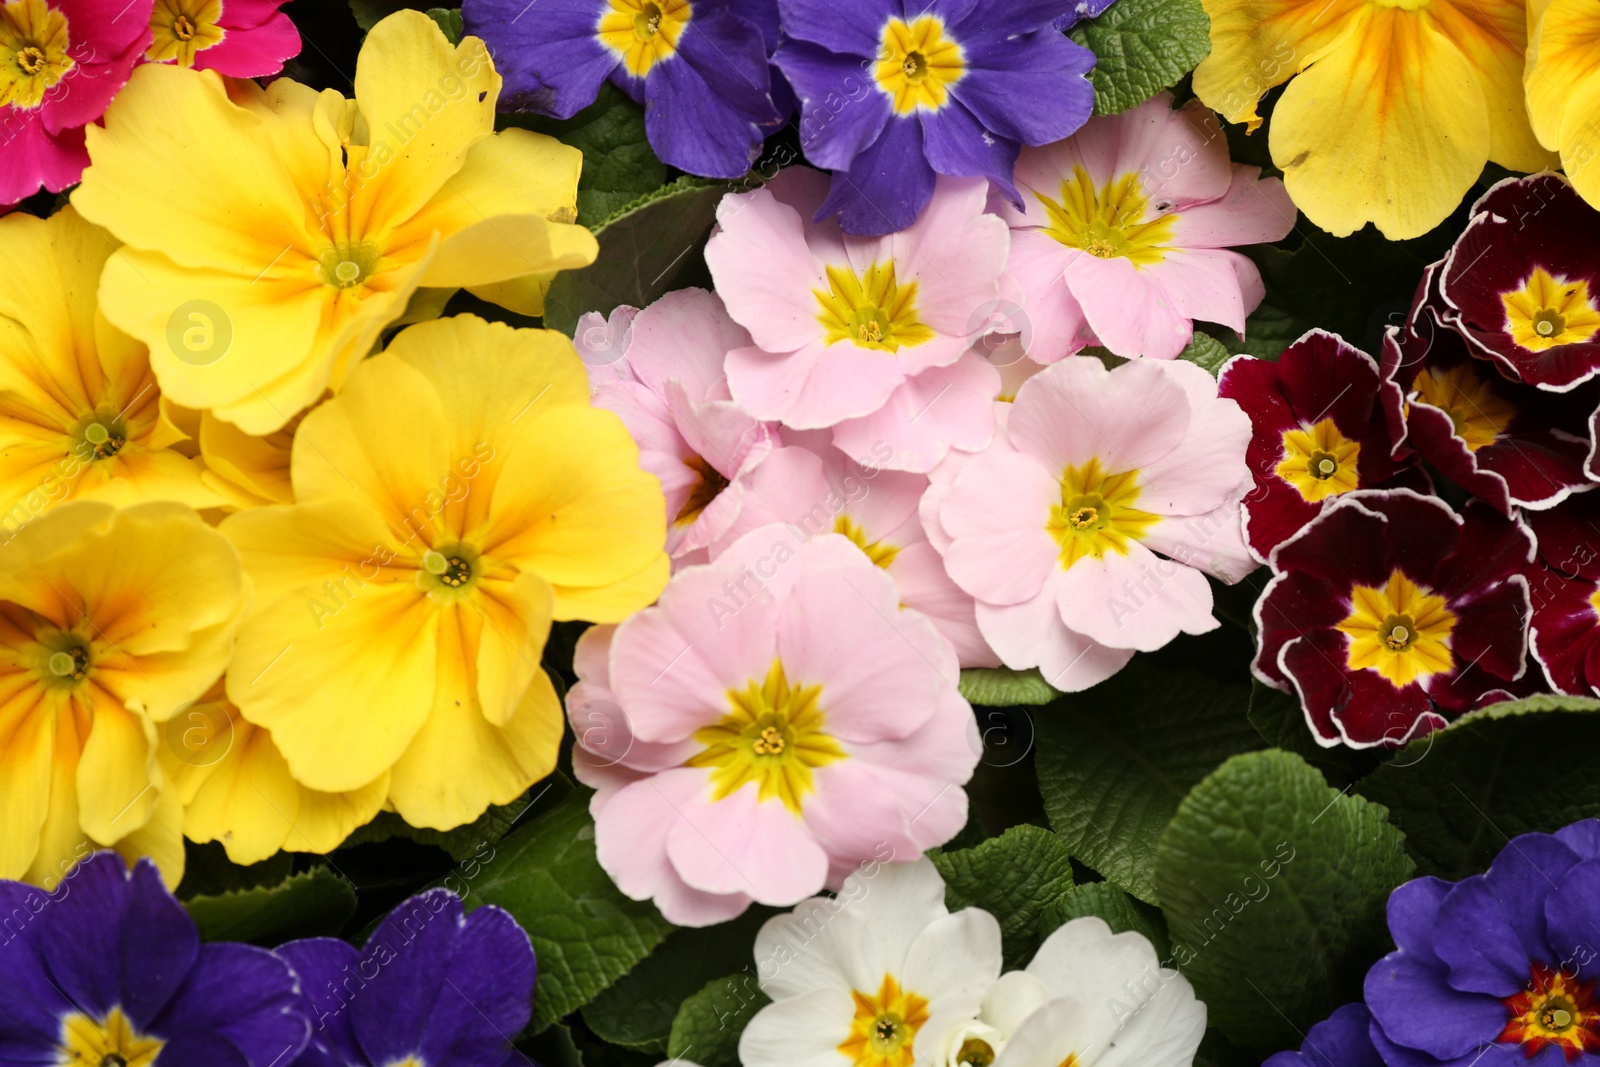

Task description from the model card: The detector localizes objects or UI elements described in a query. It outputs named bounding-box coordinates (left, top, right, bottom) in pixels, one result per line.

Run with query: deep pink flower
left=1254, top=489, right=1533, bottom=749
left=146, top=0, right=300, bottom=77
left=999, top=92, right=1296, bottom=361
left=0, top=0, right=154, bottom=205
left=567, top=529, right=978, bottom=926
left=1524, top=493, right=1600, bottom=697
left=1220, top=330, right=1425, bottom=562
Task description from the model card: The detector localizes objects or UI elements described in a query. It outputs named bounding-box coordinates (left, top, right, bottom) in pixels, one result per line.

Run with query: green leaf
left=505, top=82, right=668, bottom=227
left=1038, top=882, right=1171, bottom=959
left=1235, top=300, right=1311, bottom=361
left=1177, top=331, right=1234, bottom=376
left=426, top=8, right=463, bottom=43
left=1068, top=0, right=1212, bottom=116
left=176, top=841, right=294, bottom=899
left=931, top=825, right=1075, bottom=967
left=1356, top=694, right=1600, bottom=880
left=582, top=909, right=772, bottom=1053
left=541, top=176, right=726, bottom=336
left=519, top=1022, right=585, bottom=1067
left=348, top=0, right=432, bottom=30
left=958, top=666, right=1060, bottom=706
left=340, top=777, right=567, bottom=862
left=466, top=789, right=676, bottom=1032
left=668, top=971, right=771, bottom=1067
left=1156, top=750, right=1414, bottom=1052
left=1035, top=666, right=1264, bottom=904
left=185, top=866, right=357, bottom=945
left=1246, top=680, right=1380, bottom=788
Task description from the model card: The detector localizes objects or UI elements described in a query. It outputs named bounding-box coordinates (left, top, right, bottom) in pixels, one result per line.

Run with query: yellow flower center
left=814, top=261, right=936, bottom=352
left=1502, top=266, right=1600, bottom=352
left=0, top=0, right=73, bottom=110
left=59, top=1007, right=164, bottom=1067
left=317, top=241, right=381, bottom=290
left=687, top=659, right=845, bottom=815
left=834, top=515, right=899, bottom=569
left=1034, top=165, right=1177, bottom=269
left=1276, top=417, right=1361, bottom=502
left=956, top=1038, right=997, bottom=1067
left=1410, top=362, right=1516, bottom=452
left=1046, top=457, right=1159, bottom=569
left=147, top=0, right=224, bottom=66
left=874, top=15, right=964, bottom=114
left=839, top=975, right=931, bottom=1067
left=75, top=412, right=129, bottom=462
left=35, top=628, right=92, bottom=689
left=419, top=543, right=480, bottom=598
left=674, top=454, right=728, bottom=527
left=598, top=0, right=690, bottom=77
left=1336, top=569, right=1456, bottom=688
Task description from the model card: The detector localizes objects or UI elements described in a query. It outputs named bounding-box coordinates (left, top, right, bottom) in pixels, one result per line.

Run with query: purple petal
left=417, top=906, right=537, bottom=1066
left=1364, top=951, right=1508, bottom=1060
left=1555, top=819, right=1600, bottom=860
left=154, top=1032, right=253, bottom=1067
left=152, top=943, right=309, bottom=1067
left=351, top=891, right=467, bottom=1066
left=1263, top=1003, right=1383, bottom=1067
left=462, top=0, right=619, bottom=118
left=277, top=938, right=366, bottom=1067
left=649, top=11, right=780, bottom=178
left=1545, top=859, right=1600, bottom=981
left=39, top=852, right=136, bottom=1021
left=120, top=859, right=200, bottom=1032
left=775, top=40, right=892, bottom=170
left=918, top=98, right=1020, bottom=199
left=1054, top=0, right=1119, bottom=30
left=816, top=116, right=935, bottom=235
left=777, top=0, right=895, bottom=54
left=1387, top=877, right=1454, bottom=960
left=0, top=883, right=63, bottom=1059
left=946, top=32, right=1095, bottom=147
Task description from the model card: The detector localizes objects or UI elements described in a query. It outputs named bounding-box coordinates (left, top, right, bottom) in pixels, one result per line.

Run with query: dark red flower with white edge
left=1524, top=492, right=1600, bottom=697
left=1381, top=267, right=1600, bottom=515
left=1438, top=173, right=1600, bottom=392
left=1220, top=329, right=1425, bottom=564
left=1254, top=489, right=1534, bottom=749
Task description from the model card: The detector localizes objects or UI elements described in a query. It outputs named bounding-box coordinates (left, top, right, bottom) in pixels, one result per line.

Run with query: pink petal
left=706, top=186, right=830, bottom=355
left=667, top=784, right=830, bottom=903
left=831, top=355, right=1000, bottom=473
left=1065, top=254, right=1195, bottom=359
left=940, top=447, right=1061, bottom=606
left=1007, top=356, right=1192, bottom=474
left=974, top=573, right=1135, bottom=690
left=1169, top=166, right=1298, bottom=249
left=1055, top=542, right=1218, bottom=651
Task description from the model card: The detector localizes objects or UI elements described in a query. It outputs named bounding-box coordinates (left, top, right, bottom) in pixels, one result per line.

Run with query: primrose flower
left=971, top=918, right=1206, bottom=1067
left=0, top=0, right=154, bottom=206
left=0, top=206, right=220, bottom=528
left=0, top=501, right=248, bottom=889
left=1382, top=269, right=1600, bottom=515
left=773, top=0, right=1095, bottom=235
left=0, top=853, right=309, bottom=1067
left=147, top=0, right=301, bottom=75
left=1000, top=92, right=1296, bottom=360
left=705, top=166, right=1006, bottom=472
left=1219, top=330, right=1424, bottom=562
left=1364, top=820, right=1600, bottom=1066
left=1254, top=489, right=1532, bottom=748
left=711, top=434, right=999, bottom=667
left=281, top=889, right=535, bottom=1067
left=740, top=858, right=1002, bottom=1067
left=584, top=288, right=779, bottom=565
left=1526, top=3, right=1600, bottom=211
left=1522, top=494, right=1600, bottom=699
left=567, top=529, right=978, bottom=925
left=937, top=357, right=1255, bottom=692
left=197, top=406, right=305, bottom=509
left=1436, top=174, right=1600, bottom=392
left=73, top=11, right=598, bottom=434
left=1193, top=0, right=1552, bottom=239
left=222, top=315, right=667, bottom=832
left=1263, top=1004, right=1382, bottom=1067
left=462, top=0, right=780, bottom=179
left=159, top=682, right=387, bottom=864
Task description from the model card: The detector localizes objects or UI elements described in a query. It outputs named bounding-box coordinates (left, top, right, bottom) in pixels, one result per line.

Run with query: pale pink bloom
left=567, top=529, right=980, bottom=926
left=586, top=289, right=778, bottom=562
left=573, top=304, right=639, bottom=385
left=938, top=357, right=1255, bottom=690
left=710, top=433, right=1001, bottom=668
left=705, top=166, right=1010, bottom=472
left=1001, top=92, right=1296, bottom=360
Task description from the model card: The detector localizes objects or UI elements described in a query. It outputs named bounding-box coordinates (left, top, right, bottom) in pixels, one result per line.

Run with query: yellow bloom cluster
left=1192, top=0, right=1600, bottom=238
left=0, top=12, right=668, bottom=888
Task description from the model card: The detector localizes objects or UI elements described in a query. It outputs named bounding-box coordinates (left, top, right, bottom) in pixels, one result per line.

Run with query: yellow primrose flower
left=221, top=314, right=669, bottom=831
left=72, top=10, right=599, bottom=435
left=1525, top=0, right=1600, bottom=209
left=1194, top=0, right=1553, bottom=239
left=0, top=501, right=249, bottom=889
left=198, top=408, right=305, bottom=510
left=0, top=207, right=220, bottom=541
left=159, top=681, right=386, bottom=864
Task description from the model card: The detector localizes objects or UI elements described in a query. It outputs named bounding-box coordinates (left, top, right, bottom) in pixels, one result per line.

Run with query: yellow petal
left=401, top=128, right=583, bottom=242
left=182, top=720, right=301, bottom=865
left=386, top=666, right=563, bottom=830
left=551, top=551, right=670, bottom=623
left=349, top=12, right=501, bottom=239
left=221, top=497, right=408, bottom=606
left=75, top=691, right=160, bottom=846
left=1525, top=0, right=1600, bottom=149
left=108, top=780, right=186, bottom=889
left=1559, top=74, right=1600, bottom=208
left=1427, top=0, right=1554, bottom=172
left=0, top=686, right=55, bottom=879
left=471, top=571, right=554, bottom=727
left=1270, top=8, right=1490, bottom=238
left=419, top=213, right=599, bottom=292
left=287, top=766, right=389, bottom=855
left=199, top=410, right=298, bottom=508
left=21, top=704, right=87, bottom=891
left=1193, top=0, right=1365, bottom=129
